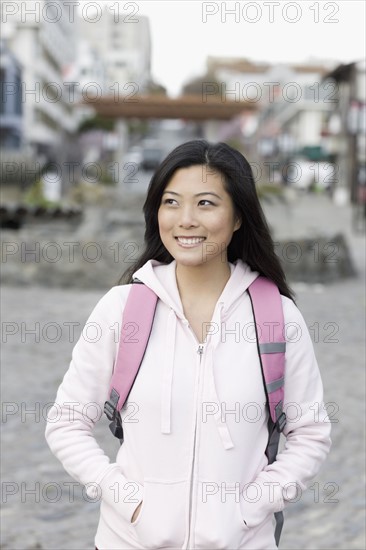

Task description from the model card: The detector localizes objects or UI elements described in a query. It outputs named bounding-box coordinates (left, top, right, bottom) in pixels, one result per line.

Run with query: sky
left=79, top=0, right=366, bottom=96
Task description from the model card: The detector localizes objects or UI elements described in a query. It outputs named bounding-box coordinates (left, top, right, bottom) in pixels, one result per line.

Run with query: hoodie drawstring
left=161, top=308, right=177, bottom=434
left=161, top=303, right=235, bottom=449
left=207, top=303, right=235, bottom=450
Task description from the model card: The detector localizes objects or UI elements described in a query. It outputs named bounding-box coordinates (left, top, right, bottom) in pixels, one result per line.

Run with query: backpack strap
left=247, top=275, right=287, bottom=547
left=104, top=278, right=158, bottom=440
left=247, top=276, right=286, bottom=432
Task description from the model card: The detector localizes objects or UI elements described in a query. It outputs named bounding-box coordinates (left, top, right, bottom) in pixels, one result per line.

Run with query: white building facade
left=77, top=5, right=151, bottom=94
left=1, top=0, right=79, bottom=163
left=204, top=57, right=335, bottom=158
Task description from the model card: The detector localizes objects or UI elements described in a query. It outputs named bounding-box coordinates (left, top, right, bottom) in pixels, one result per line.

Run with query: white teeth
left=176, top=237, right=205, bottom=244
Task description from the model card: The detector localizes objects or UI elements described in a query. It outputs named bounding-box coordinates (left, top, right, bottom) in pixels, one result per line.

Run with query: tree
left=146, top=80, right=167, bottom=96
left=181, top=71, right=221, bottom=96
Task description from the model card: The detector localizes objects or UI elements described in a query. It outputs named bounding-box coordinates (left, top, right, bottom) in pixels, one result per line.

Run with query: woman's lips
left=175, top=237, right=206, bottom=248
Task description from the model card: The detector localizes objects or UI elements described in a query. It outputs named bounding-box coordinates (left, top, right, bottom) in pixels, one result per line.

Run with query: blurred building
left=321, top=60, right=366, bottom=203
left=0, top=39, right=23, bottom=149
left=78, top=5, right=152, bottom=92
left=66, top=39, right=106, bottom=93
left=73, top=6, right=153, bottom=174
left=1, top=0, right=79, bottom=191
left=253, top=64, right=335, bottom=163
left=63, top=38, right=107, bottom=128
left=202, top=57, right=336, bottom=169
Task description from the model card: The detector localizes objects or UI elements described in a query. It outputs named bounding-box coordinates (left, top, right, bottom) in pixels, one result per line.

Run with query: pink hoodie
left=45, top=259, right=331, bottom=549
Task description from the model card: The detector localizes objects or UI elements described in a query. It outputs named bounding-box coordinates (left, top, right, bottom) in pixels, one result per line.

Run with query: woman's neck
left=175, top=260, right=232, bottom=304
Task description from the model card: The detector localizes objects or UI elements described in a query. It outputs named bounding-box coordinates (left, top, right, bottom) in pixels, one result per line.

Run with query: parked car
left=141, top=140, right=164, bottom=171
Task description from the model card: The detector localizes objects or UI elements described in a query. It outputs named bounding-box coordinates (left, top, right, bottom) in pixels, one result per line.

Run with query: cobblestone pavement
left=1, top=193, right=365, bottom=550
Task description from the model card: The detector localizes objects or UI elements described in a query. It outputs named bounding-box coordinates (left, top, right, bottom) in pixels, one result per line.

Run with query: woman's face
left=158, top=165, right=241, bottom=268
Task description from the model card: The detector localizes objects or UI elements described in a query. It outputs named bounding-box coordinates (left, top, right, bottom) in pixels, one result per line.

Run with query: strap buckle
left=104, top=389, right=124, bottom=441
left=276, top=412, right=287, bottom=433
left=104, top=388, right=120, bottom=421
left=109, top=414, right=124, bottom=441
left=104, top=401, right=124, bottom=440
left=104, top=400, right=116, bottom=421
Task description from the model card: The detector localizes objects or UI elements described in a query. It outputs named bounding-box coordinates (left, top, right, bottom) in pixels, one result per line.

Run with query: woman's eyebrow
left=162, top=191, right=222, bottom=199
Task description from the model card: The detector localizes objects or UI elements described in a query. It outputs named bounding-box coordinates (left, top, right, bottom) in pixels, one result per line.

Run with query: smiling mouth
left=175, top=237, right=206, bottom=246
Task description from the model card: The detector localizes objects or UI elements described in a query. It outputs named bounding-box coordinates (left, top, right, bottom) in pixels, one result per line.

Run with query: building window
left=0, top=127, right=21, bottom=149
left=0, top=68, right=6, bottom=115
left=15, top=74, right=22, bottom=115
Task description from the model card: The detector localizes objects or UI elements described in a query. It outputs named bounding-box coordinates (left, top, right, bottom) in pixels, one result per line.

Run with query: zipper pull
left=197, top=344, right=204, bottom=355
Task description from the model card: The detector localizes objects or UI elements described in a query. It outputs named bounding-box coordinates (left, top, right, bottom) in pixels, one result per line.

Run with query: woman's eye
left=198, top=200, right=214, bottom=206
left=163, top=198, right=176, bottom=205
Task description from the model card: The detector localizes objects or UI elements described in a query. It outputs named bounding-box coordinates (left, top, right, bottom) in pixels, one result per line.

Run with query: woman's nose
left=178, top=206, right=198, bottom=227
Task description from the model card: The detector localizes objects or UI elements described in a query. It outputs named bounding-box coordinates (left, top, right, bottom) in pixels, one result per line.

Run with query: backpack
left=104, top=275, right=287, bottom=545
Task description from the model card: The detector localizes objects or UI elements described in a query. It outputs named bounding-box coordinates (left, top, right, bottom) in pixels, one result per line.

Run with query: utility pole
left=115, top=119, right=129, bottom=196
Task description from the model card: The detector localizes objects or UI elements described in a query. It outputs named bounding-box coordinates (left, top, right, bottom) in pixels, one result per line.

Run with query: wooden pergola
left=82, top=94, right=256, bottom=120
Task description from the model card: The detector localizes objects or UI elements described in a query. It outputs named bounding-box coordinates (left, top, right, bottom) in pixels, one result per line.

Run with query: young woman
left=45, top=140, right=331, bottom=550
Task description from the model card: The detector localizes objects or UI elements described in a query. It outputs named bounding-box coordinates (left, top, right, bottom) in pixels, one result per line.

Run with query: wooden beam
left=82, top=94, right=256, bottom=120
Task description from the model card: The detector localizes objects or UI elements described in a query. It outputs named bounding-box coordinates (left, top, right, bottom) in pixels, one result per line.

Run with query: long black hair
left=118, top=140, right=296, bottom=303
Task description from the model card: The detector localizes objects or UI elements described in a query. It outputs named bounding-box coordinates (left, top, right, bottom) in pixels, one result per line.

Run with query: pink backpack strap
left=247, top=276, right=286, bottom=430
left=248, top=276, right=287, bottom=546
left=104, top=279, right=158, bottom=439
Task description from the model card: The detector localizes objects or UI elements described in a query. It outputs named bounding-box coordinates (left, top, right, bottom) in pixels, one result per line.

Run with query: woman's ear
left=234, top=215, right=242, bottom=232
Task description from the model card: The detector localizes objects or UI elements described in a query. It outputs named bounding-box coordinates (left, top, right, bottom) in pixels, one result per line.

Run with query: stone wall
left=1, top=199, right=357, bottom=288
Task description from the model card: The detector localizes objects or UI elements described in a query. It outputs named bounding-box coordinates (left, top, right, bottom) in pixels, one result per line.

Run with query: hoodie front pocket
left=194, top=481, right=247, bottom=549
left=131, top=479, right=188, bottom=549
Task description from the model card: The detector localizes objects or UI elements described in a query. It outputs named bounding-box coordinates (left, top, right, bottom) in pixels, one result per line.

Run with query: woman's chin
left=173, top=253, right=206, bottom=268
left=175, top=259, right=204, bottom=268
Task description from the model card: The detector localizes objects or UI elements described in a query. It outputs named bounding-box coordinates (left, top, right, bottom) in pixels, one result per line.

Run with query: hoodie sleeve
left=240, top=296, right=332, bottom=526
left=44, top=285, right=144, bottom=523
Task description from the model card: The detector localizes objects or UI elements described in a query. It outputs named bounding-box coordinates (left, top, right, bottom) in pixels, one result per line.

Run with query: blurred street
left=1, top=193, right=365, bottom=550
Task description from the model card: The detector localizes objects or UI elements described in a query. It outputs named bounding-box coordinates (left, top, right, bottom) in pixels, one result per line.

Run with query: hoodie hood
left=132, top=259, right=260, bottom=449
left=133, top=258, right=260, bottom=321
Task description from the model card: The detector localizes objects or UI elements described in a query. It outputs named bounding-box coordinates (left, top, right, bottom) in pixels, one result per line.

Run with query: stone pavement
left=1, top=193, right=365, bottom=550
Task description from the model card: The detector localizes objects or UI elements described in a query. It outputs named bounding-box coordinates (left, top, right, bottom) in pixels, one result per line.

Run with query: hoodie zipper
left=186, top=343, right=204, bottom=548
